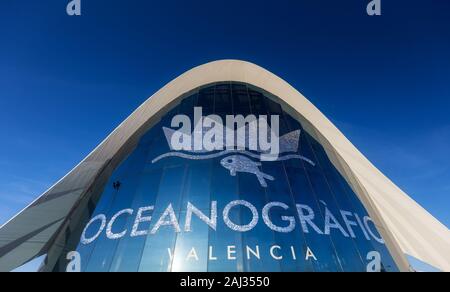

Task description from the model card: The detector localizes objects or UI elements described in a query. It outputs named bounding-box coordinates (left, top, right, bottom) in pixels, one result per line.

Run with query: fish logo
left=152, top=109, right=315, bottom=187
left=220, top=155, right=275, bottom=187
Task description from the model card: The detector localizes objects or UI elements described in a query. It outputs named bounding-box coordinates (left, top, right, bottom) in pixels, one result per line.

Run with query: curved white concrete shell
left=0, top=60, right=448, bottom=272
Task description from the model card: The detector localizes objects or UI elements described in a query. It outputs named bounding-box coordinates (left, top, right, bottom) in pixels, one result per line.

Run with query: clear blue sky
left=0, top=0, right=449, bottom=237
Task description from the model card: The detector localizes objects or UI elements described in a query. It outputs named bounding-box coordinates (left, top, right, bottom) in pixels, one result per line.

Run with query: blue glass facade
left=59, top=82, right=399, bottom=272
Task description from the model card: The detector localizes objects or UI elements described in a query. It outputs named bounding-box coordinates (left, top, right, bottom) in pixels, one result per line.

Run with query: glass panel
left=214, top=83, right=232, bottom=116
left=197, top=86, right=215, bottom=115
left=232, top=83, right=251, bottom=115
left=109, top=169, right=163, bottom=272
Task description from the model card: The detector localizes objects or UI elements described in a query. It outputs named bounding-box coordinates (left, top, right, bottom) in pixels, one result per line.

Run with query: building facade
left=0, top=61, right=449, bottom=272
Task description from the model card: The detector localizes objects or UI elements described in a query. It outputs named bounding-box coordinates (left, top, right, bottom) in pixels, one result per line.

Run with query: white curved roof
left=0, top=60, right=448, bottom=272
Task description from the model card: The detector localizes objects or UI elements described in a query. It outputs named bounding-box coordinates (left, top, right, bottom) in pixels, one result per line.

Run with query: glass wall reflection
left=57, top=82, right=399, bottom=272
